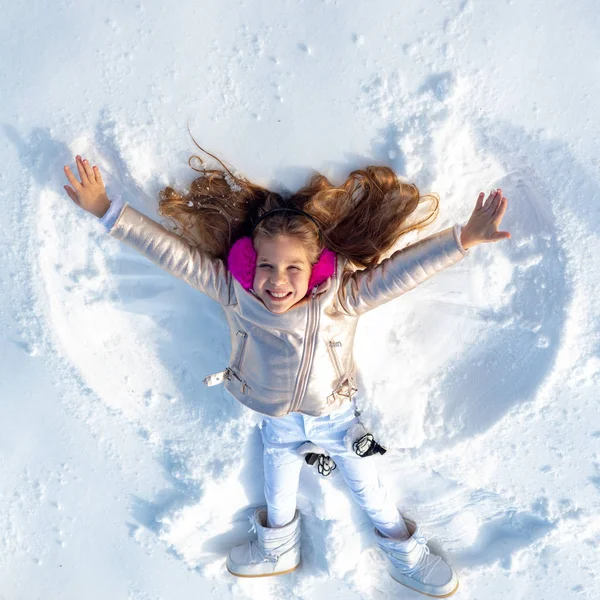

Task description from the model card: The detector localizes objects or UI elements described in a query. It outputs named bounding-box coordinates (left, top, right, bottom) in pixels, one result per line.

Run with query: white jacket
left=102, top=200, right=469, bottom=417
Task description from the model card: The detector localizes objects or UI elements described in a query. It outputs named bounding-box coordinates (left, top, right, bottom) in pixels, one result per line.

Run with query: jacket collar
left=230, top=273, right=334, bottom=332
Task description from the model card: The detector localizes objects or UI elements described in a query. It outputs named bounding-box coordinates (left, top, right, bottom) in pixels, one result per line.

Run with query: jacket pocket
left=230, top=330, right=251, bottom=394
left=327, top=341, right=344, bottom=382
left=232, top=330, right=248, bottom=371
left=326, top=340, right=358, bottom=405
left=203, top=330, right=251, bottom=394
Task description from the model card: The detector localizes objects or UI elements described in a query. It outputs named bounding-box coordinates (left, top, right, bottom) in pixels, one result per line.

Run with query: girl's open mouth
left=267, top=290, right=292, bottom=300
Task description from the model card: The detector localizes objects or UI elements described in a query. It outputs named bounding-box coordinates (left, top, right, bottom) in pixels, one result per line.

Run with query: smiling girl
left=63, top=146, right=509, bottom=598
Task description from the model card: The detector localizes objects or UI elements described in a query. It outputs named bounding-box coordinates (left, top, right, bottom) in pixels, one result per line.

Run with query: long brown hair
left=158, top=138, right=439, bottom=269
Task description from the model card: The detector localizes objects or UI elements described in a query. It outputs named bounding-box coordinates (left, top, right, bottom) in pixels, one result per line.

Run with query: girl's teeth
left=269, top=291, right=289, bottom=298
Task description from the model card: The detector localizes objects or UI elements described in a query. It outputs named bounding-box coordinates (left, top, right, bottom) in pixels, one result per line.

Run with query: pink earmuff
left=227, top=236, right=336, bottom=293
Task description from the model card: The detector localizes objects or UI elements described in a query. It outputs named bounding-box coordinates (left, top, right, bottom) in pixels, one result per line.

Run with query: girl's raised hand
left=63, top=155, right=111, bottom=218
left=460, top=189, right=511, bottom=250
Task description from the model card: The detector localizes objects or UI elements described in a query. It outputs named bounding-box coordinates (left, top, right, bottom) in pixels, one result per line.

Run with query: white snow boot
left=375, top=519, right=459, bottom=598
left=226, top=508, right=301, bottom=578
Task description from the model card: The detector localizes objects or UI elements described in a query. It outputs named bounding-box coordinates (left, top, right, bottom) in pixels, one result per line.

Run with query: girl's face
left=252, top=234, right=313, bottom=314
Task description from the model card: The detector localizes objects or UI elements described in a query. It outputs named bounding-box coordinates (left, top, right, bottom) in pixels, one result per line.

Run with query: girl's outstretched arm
left=337, top=189, right=510, bottom=316
left=63, top=155, right=234, bottom=306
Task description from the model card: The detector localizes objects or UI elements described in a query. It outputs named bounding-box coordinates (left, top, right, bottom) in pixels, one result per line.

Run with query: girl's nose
left=270, top=270, right=287, bottom=285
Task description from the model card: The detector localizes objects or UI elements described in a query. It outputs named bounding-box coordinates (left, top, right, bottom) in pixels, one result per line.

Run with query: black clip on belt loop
left=353, top=432, right=387, bottom=457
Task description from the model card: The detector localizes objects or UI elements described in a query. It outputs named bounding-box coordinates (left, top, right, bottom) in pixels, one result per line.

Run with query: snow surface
left=2, top=0, right=600, bottom=598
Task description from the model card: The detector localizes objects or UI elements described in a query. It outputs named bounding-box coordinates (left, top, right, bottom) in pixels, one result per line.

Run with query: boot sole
left=226, top=563, right=300, bottom=578
left=390, top=574, right=459, bottom=598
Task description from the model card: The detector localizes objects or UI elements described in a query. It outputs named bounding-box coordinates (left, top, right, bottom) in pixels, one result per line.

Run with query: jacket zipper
left=327, top=341, right=345, bottom=387
left=232, top=330, right=248, bottom=371
left=289, top=286, right=320, bottom=413
left=230, top=330, right=250, bottom=393
left=326, top=340, right=358, bottom=404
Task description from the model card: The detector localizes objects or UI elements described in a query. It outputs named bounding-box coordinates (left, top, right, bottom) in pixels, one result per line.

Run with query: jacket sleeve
left=336, top=224, right=469, bottom=317
left=105, top=202, right=234, bottom=306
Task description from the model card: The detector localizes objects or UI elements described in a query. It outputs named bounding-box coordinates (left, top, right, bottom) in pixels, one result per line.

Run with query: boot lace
left=247, top=513, right=298, bottom=564
left=389, top=531, right=441, bottom=583
left=403, top=544, right=442, bottom=582
left=247, top=515, right=271, bottom=563
left=247, top=541, right=271, bottom=564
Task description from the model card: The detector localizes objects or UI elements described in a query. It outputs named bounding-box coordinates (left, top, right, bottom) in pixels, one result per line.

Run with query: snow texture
left=1, top=0, right=599, bottom=598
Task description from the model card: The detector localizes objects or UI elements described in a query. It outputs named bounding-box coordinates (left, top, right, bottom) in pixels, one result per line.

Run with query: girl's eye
left=258, top=264, right=300, bottom=271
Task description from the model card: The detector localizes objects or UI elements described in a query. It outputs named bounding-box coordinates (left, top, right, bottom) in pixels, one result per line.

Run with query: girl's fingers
left=491, top=189, right=503, bottom=215
left=493, top=196, right=508, bottom=222
left=485, top=189, right=502, bottom=213
left=82, top=157, right=95, bottom=181
left=93, top=165, right=103, bottom=185
left=475, top=192, right=484, bottom=211
left=64, top=185, right=81, bottom=206
left=483, top=191, right=495, bottom=211
left=64, top=165, right=82, bottom=189
left=75, top=155, right=90, bottom=184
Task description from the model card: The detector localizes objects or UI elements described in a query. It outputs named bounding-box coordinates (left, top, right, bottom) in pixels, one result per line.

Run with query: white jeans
left=260, top=402, right=409, bottom=539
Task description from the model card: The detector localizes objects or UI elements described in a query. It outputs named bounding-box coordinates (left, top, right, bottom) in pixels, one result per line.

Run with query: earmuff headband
left=251, top=208, right=324, bottom=243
